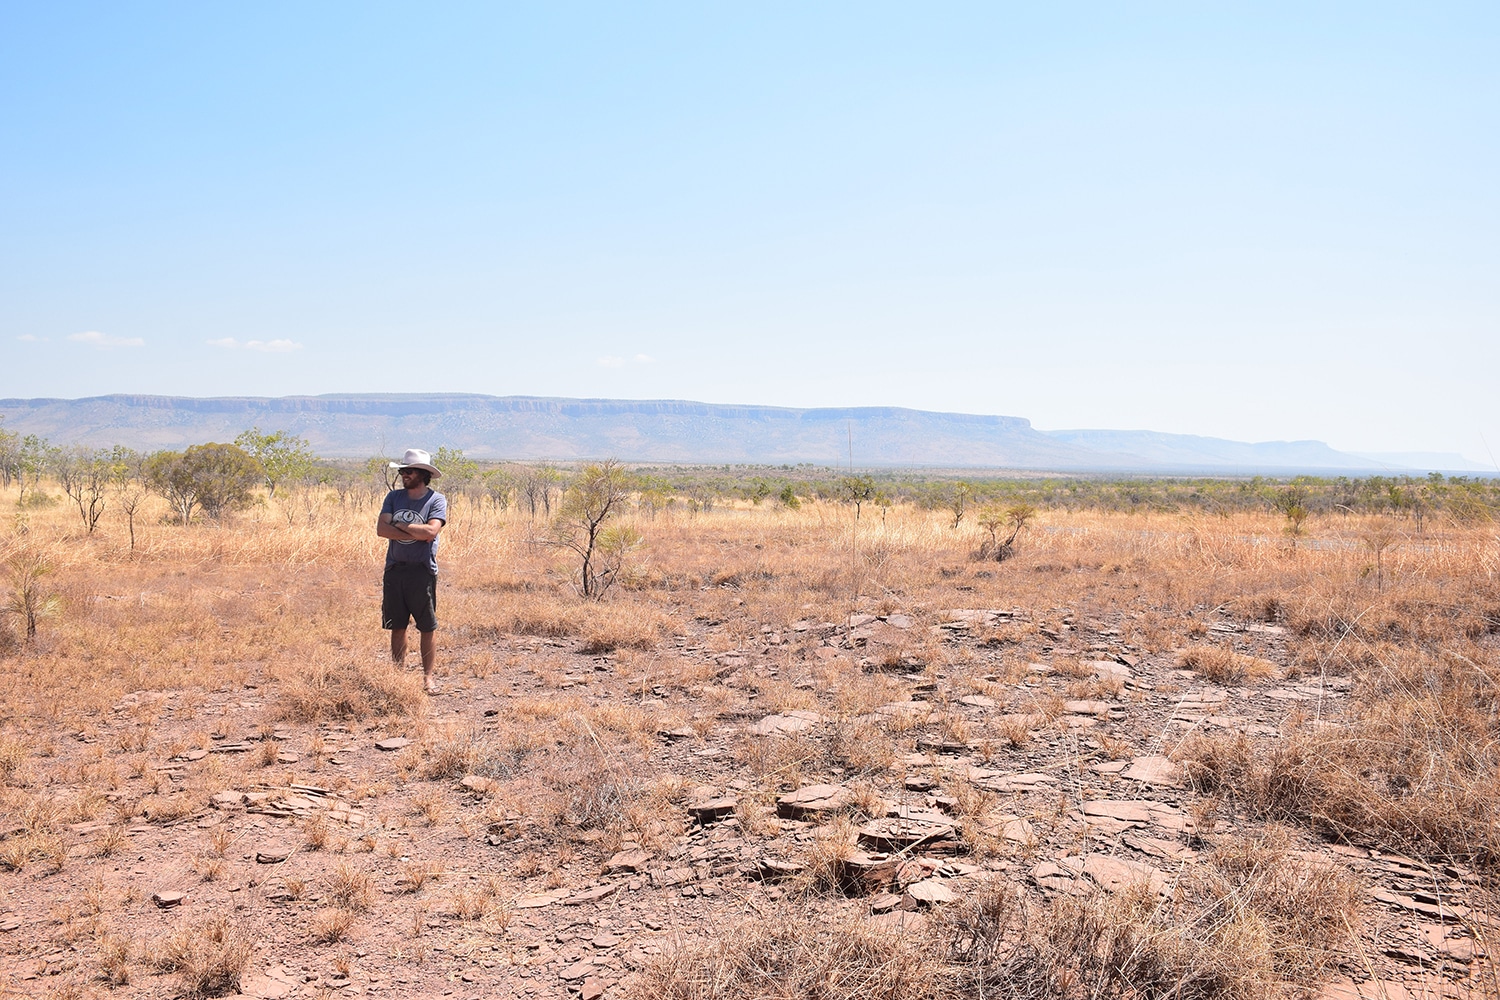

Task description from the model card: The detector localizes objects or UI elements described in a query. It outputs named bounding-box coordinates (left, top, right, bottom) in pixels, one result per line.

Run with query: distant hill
left=0, top=394, right=1487, bottom=475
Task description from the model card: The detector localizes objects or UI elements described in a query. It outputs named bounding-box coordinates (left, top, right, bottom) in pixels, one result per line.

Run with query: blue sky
left=3, top=3, right=1496, bottom=461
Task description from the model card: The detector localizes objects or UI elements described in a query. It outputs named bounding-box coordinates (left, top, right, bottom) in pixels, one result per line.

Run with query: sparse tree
left=0, top=422, right=19, bottom=488
left=948, top=482, right=975, bottom=529
left=839, top=475, right=876, bottom=519
left=550, top=460, right=636, bottom=598
left=5, top=549, right=61, bottom=642
left=147, top=443, right=263, bottom=525
left=777, top=484, right=801, bottom=510
left=1273, top=484, right=1311, bottom=545
left=54, top=446, right=111, bottom=534
left=234, top=428, right=315, bottom=498
left=976, top=503, right=1036, bottom=562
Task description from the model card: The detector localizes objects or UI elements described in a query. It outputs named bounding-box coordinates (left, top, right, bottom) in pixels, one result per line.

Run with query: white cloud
left=598, top=353, right=654, bottom=368
left=15, top=334, right=42, bottom=342
left=208, top=337, right=304, bottom=353
left=68, top=330, right=144, bottom=349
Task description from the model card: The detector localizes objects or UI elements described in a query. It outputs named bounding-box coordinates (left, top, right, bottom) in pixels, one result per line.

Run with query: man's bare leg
left=418, top=630, right=437, bottom=692
left=390, top=627, right=408, bottom=665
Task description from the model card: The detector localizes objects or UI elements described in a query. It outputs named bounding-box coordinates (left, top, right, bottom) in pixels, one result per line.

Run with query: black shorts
left=382, top=564, right=438, bottom=633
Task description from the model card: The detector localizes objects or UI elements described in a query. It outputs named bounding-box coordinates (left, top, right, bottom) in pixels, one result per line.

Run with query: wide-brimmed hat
left=389, top=448, right=442, bottom=478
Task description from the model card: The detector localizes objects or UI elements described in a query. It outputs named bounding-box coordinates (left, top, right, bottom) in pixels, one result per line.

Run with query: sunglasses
left=399, top=469, right=422, bottom=476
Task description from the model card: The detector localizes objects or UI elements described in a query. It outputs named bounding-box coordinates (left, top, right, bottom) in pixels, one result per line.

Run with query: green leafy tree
left=234, top=428, right=315, bottom=497
left=1273, top=483, right=1311, bottom=543
left=839, top=475, right=877, bottom=519
left=0, top=421, right=19, bottom=488
left=147, top=443, right=263, bottom=524
left=551, top=460, right=635, bottom=598
left=976, top=503, right=1035, bottom=561
left=777, top=484, right=801, bottom=510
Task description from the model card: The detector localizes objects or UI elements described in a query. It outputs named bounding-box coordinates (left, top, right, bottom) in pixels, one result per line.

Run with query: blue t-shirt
left=381, top=488, right=448, bottom=573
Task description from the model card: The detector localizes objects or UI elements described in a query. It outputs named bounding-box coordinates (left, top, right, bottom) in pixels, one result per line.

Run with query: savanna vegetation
left=0, top=420, right=1496, bottom=999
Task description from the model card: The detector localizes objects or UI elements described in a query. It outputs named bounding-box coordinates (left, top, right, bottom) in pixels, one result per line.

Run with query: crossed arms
left=377, top=513, right=445, bottom=542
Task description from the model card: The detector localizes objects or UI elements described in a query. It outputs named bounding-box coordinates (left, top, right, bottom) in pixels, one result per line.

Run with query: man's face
left=399, top=468, right=423, bottom=484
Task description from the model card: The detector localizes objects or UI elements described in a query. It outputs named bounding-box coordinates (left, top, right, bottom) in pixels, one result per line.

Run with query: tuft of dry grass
left=628, top=905, right=941, bottom=1000
left=326, top=862, right=374, bottom=911
left=1177, top=648, right=1500, bottom=864
left=149, top=916, right=253, bottom=997
left=1177, top=645, right=1280, bottom=684
left=310, top=907, right=356, bottom=944
left=273, top=658, right=426, bottom=722
left=942, top=834, right=1360, bottom=999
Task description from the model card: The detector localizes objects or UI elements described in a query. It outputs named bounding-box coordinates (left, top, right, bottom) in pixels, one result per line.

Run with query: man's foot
left=424, top=676, right=440, bottom=695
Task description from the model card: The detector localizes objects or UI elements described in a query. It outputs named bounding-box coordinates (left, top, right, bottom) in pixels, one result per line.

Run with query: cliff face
left=0, top=394, right=1112, bottom=467
left=0, top=393, right=1463, bottom=473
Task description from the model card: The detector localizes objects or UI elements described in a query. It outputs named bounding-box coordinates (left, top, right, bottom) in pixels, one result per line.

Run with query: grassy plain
left=0, top=483, right=1496, bottom=999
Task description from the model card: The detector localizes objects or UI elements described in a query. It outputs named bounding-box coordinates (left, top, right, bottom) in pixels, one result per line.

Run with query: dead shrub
left=274, top=659, right=425, bottom=722
left=150, top=916, right=253, bottom=997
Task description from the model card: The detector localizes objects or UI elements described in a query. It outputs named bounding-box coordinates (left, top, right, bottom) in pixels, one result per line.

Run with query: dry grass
left=148, top=916, right=253, bottom=997
left=941, top=833, right=1360, bottom=999
left=2, top=484, right=1498, bottom=995
left=628, top=904, right=941, bottom=1000
left=274, top=658, right=427, bottom=722
left=1177, top=645, right=1281, bottom=684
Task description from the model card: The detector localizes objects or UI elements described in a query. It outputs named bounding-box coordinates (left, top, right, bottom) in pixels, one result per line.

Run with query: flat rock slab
left=970, top=770, right=1057, bottom=793
left=604, top=849, right=650, bottom=874
left=959, top=694, right=996, bottom=708
left=979, top=814, right=1035, bottom=843
left=239, top=973, right=294, bottom=999
left=559, top=959, right=596, bottom=982
left=1032, top=855, right=1168, bottom=896
left=750, top=711, right=825, bottom=736
left=255, top=844, right=294, bottom=864
left=1122, top=832, right=1196, bottom=862
left=915, top=735, right=972, bottom=755
left=515, top=889, right=570, bottom=909
left=1081, top=799, right=1159, bottom=824
left=1120, top=756, right=1184, bottom=787
left=859, top=810, right=959, bottom=854
left=1087, top=660, right=1132, bottom=681
left=563, top=883, right=619, bottom=906
left=687, top=796, right=738, bottom=823
left=374, top=737, right=411, bottom=751
left=777, top=784, right=852, bottom=819
left=1064, top=700, right=1114, bottom=717
left=905, top=879, right=958, bottom=906
left=152, top=891, right=186, bottom=908
left=0, top=916, right=19, bottom=932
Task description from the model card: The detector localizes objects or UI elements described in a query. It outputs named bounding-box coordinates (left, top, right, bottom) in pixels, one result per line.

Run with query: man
left=377, top=449, right=448, bottom=693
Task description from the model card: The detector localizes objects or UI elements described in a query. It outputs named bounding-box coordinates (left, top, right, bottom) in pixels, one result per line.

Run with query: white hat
left=389, top=448, right=442, bottom=478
